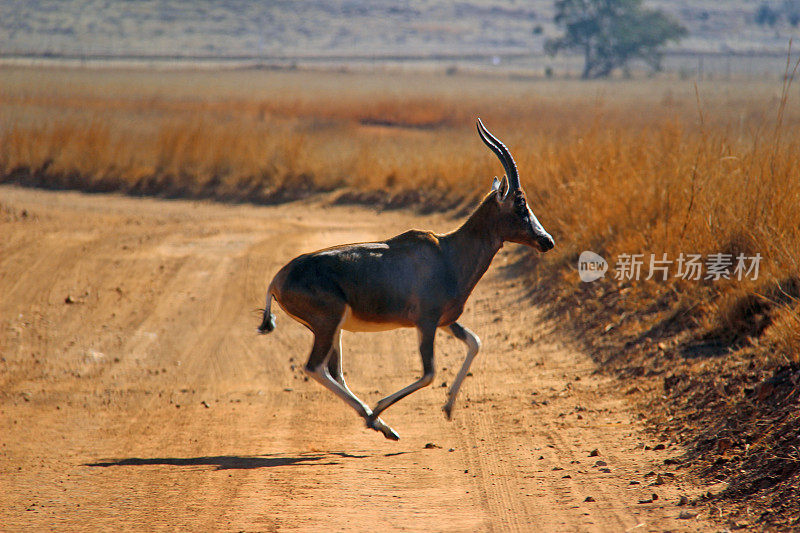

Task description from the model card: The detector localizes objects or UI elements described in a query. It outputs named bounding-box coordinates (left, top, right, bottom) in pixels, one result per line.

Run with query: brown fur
left=258, top=123, right=554, bottom=439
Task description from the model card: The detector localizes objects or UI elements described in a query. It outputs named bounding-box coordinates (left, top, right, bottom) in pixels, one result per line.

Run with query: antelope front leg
left=442, top=322, right=481, bottom=419
left=368, top=323, right=437, bottom=425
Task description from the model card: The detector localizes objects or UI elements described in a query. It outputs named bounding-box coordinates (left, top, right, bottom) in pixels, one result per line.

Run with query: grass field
left=2, top=66, right=799, bottom=352
left=2, top=64, right=800, bottom=525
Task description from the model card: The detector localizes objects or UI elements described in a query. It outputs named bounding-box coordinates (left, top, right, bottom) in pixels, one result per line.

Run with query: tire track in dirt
left=1, top=185, right=715, bottom=532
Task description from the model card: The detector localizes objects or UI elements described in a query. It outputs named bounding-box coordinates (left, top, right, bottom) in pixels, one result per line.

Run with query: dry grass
left=1, top=65, right=799, bottom=356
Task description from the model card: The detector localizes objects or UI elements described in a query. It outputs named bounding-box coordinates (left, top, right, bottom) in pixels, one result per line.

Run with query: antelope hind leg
left=324, top=329, right=399, bottom=440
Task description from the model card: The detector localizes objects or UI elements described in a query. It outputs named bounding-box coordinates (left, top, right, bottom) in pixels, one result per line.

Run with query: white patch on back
left=317, top=243, right=389, bottom=257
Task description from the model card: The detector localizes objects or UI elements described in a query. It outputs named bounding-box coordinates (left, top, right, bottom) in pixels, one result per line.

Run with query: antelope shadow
left=85, top=451, right=376, bottom=471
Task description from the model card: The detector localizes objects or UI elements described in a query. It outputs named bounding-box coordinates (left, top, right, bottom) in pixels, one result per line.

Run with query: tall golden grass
left=1, top=65, right=799, bottom=358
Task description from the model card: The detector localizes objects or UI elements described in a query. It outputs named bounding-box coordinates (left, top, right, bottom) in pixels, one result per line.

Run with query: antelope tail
left=258, top=284, right=277, bottom=334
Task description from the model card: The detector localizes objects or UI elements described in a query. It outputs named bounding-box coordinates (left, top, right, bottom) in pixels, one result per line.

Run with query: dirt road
left=1, top=185, right=714, bottom=532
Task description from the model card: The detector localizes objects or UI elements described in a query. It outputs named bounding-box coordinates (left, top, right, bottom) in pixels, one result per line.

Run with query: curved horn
left=476, top=118, right=520, bottom=191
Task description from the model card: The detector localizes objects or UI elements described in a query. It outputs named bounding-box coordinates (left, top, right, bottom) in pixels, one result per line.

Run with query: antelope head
left=477, top=118, right=555, bottom=253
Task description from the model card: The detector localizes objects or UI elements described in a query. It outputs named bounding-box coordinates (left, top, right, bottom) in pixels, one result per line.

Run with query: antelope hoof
left=442, top=403, right=454, bottom=420
left=368, top=417, right=400, bottom=440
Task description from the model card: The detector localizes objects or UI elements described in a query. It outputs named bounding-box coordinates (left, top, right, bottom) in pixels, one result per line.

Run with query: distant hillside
left=1, top=1, right=798, bottom=75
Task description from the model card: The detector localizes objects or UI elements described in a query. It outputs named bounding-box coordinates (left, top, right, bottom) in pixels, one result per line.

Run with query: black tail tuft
left=258, top=311, right=276, bottom=334
left=258, top=288, right=277, bottom=334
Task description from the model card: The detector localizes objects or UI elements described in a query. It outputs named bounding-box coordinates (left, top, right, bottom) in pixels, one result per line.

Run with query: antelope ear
left=492, top=174, right=509, bottom=201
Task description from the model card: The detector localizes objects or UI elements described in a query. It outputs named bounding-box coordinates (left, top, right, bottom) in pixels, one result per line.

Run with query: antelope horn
left=477, top=118, right=520, bottom=192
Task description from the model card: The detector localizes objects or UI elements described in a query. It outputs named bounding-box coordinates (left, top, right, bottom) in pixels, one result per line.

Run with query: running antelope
left=259, top=119, right=554, bottom=440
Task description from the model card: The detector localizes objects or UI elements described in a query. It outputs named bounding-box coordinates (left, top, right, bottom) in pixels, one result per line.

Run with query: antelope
left=258, top=119, right=554, bottom=440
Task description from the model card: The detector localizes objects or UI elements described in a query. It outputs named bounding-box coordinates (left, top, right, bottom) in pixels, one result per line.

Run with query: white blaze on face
left=527, top=206, right=546, bottom=236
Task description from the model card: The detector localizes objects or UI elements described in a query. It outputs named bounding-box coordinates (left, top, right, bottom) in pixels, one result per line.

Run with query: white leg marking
left=443, top=324, right=481, bottom=419
left=307, top=363, right=373, bottom=419
left=371, top=326, right=436, bottom=419
left=307, top=328, right=399, bottom=439
left=326, top=329, right=373, bottom=415
left=373, top=373, right=435, bottom=416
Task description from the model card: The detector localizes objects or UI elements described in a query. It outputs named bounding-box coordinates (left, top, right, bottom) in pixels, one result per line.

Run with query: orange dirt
left=1, top=185, right=715, bottom=531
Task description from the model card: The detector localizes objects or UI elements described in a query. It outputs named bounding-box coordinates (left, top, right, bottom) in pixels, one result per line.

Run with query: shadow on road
left=85, top=452, right=366, bottom=470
